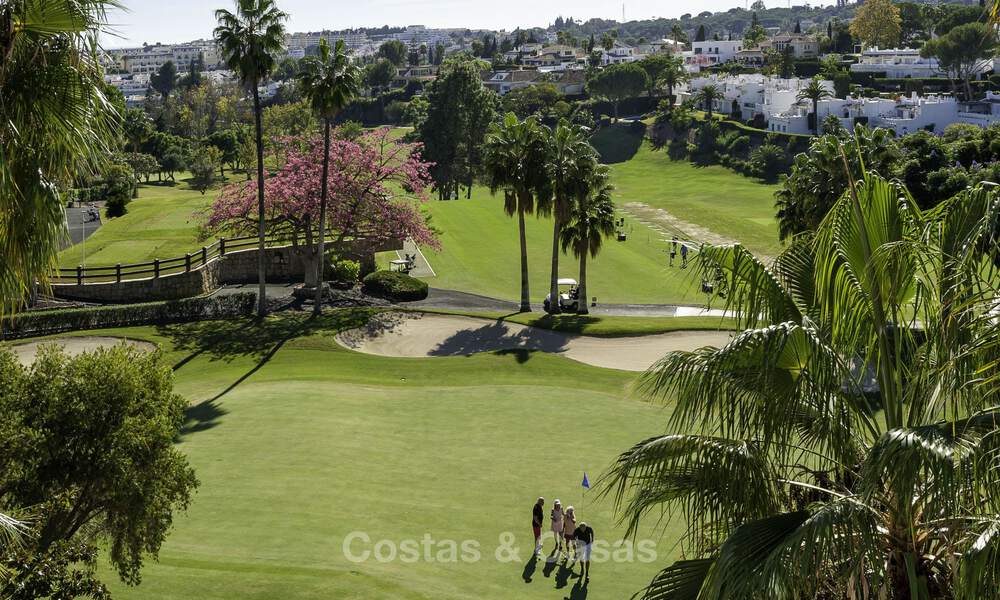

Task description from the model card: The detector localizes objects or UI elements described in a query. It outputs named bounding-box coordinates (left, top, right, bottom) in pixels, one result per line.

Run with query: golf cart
left=543, top=278, right=580, bottom=314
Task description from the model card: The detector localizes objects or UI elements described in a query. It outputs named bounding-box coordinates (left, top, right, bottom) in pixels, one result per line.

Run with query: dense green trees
left=418, top=58, right=499, bottom=200
left=921, top=22, right=997, bottom=99
left=150, top=61, right=178, bottom=98
left=775, top=126, right=899, bottom=240
left=0, top=344, right=198, bottom=596
left=587, top=63, right=649, bottom=121
left=0, top=0, right=119, bottom=312
left=298, top=38, right=362, bottom=313
left=850, top=0, right=902, bottom=49
left=215, top=0, right=288, bottom=318
left=377, top=39, right=408, bottom=66
left=607, top=170, right=1000, bottom=600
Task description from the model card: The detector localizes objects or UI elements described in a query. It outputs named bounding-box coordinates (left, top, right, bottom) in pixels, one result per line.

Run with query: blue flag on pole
left=581, top=472, right=590, bottom=490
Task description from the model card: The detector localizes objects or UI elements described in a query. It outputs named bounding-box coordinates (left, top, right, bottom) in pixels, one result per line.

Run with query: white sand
left=336, top=313, right=733, bottom=372
left=9, top=336, right=157, bottom=367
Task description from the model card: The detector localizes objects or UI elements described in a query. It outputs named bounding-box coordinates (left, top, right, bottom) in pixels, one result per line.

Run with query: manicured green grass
left=421, top=189, right=705, bottom=305
left=609, top=142, right=783, bottom=257
left=20, top=311, right=687, bottom=600
left=57, top=174, right=224, bottom=268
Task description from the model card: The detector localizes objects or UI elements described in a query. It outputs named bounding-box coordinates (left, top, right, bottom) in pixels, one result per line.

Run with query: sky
left=104, top=0, right=752, bottom=47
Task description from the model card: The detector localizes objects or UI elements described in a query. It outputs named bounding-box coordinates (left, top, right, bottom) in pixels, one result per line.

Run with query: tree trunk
left=577, top=244, right=589, bottom=315
left=613, top=100, right=619, bottom=122
left=252, top=83, right=268, bottom=318
left=549, top=217, right=561, bottom=314
left=518, top=203, right=531, bottom=312
left=314, top=118, right=332, bottom=315
left=813, top=99, right=820, bottom=136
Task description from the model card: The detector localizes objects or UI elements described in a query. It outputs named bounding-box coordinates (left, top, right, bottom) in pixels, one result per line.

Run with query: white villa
left=684, top=74, right=835, bottom=122
left=769, top=92, right=1000, bottom=136
left=851, top=48, right=942, bottom=78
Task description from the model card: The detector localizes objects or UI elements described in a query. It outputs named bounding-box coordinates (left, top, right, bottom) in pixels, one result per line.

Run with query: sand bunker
left=9, top=336, right=157, bottom=367
left=336, top=313, right=733, bottom=372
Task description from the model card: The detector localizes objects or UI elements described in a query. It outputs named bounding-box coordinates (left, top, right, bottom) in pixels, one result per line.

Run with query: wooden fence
left=52, top=232, right=320, bottom=285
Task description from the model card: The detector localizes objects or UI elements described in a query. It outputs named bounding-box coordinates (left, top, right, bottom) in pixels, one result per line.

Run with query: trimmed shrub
left=327, top=258, right=361, bottom=284
left=362, top=270, right=428, bottom=302
left=1, top=292, right=257, bottom=340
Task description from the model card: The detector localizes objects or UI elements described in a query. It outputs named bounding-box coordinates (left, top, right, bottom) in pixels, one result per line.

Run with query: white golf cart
left=543, top=278, right=580, bottom=314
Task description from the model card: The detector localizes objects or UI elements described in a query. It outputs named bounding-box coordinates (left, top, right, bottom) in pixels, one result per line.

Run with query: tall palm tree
left=484, top=113, right=552, bottom=313
left=215, top=0, right=288, bottom=318
left=297, top=38, right=362, bottom=315
left=604, top=169, right=1000, bottom=599
left=0, top=0, right=119, bottom=315
left=560, top=165, right=616, bottom=315
left=543, top=121, right=597, bottom=314
left=696, top=84, right=723, bottom=120
left=661, top=55, right=688, bottom=111
left=797, top=76, right=833, bottom=136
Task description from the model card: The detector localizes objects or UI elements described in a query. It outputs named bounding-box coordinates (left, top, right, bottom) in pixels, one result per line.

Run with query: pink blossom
left=208, top=127, right=440, bottom=251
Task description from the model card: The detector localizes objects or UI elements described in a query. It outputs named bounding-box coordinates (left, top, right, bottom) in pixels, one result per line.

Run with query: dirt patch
left=336, top=314, right=733, bottom=372
left=9, top=336, right=157, bottom=367
left=621, top=202, right=736, bottom=246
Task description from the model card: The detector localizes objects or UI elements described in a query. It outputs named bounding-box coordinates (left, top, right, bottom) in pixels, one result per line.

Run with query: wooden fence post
left=76, top=265, right=83, bottom=286
left=202, top=246, right=208, bottom=265
left=116, top=263, right=121, bottom=283
left=154, top=259, right=160, bottom=279
left=185, top=254, right=191, bottom=273
left=220, top=238, right=226, bottom=256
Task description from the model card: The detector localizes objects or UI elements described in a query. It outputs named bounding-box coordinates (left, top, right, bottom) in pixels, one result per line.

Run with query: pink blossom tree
left=208, top=127, right=438, bottom=287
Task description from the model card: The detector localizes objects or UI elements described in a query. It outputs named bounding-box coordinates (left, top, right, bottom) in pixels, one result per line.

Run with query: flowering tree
left=208, top=127, right=438, bottom=286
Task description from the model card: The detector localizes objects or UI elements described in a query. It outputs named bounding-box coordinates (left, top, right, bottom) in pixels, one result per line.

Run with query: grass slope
left=609, top=142, right=782, bottom=257
left=20, top=312, right=690, bottom=600
left=421, top=190, right=704, bottom=305
left=57, top=175, right=222, bottom=267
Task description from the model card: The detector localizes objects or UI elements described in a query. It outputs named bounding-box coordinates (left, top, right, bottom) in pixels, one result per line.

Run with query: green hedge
left=362, top=270, right=428, bottom=302
left=1, top=293, right=257, bottom=340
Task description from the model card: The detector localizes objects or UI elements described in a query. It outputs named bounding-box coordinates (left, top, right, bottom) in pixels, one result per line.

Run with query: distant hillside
left=545, top=0, right=983, bottom=44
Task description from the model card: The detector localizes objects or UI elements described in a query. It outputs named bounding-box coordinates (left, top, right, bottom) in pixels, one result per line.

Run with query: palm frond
left=634, top=558, right=714, bottom=600
left=600, top=434, right=784, bottom=553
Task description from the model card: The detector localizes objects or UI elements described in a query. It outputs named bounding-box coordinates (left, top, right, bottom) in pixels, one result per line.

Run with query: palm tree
left=542, top=121, right=598, bottom=314
left=484, top=113, right=552, bottom=313
left=215, top=0, right=288, bottom=318
left=604, top=168, right=1000, bottom=599
left=297, top=38, right=362, bottom=315
left=797, top=76, right=833, bottom=136
left=696, top=84, right=723, bottom=120
left=661, top=55, right=688, bottom=111
left=560, top=165, right=616, bottom=315
left=0, top=0, right=119, bottom=315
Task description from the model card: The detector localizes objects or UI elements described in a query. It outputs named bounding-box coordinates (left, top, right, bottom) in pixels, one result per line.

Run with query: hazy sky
left=105, top=0, right=753, bottom=47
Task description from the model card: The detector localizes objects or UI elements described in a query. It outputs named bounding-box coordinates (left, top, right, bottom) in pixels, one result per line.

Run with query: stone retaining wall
left=51, top=239, right=402, bottom=303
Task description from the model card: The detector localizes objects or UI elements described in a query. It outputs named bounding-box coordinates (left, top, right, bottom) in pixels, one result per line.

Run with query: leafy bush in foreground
left=362, top=270, right=428, bottom=302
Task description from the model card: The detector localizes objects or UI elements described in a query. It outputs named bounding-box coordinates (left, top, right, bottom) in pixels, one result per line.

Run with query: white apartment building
left=104, top=73, right=151, bottom=97
left=769, top=93, right=1000, bottom=136
left=286, top=31, right=369, bottom=51
left=691, top=40, right=743, bottom=66
left=390, top=25, right=448, bottom=47
left=601, top=41, right=640, bottom=66
left=684, top=74, right=833, bottom=122
left=114, top=44, right=205, bottom=75
left=850, top=48, right=947, bottom=79
left=762, top=34, right=818, bottom=59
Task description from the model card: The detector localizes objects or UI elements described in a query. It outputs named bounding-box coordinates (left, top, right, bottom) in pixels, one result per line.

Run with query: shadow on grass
left=162, top=309, right=377, bottom=437
left=590, top=124, right=644, bottom=164
left=160, top=309, right=375, bottom=368
left=522, top=556, right=538, bottom=583
left=506, top=314, right=602, bottom=336
left=429, top=321, right=569, bottom=360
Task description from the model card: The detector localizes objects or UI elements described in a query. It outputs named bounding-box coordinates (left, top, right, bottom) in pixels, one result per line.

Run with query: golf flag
left=581, top=472, right=590, bottom=490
